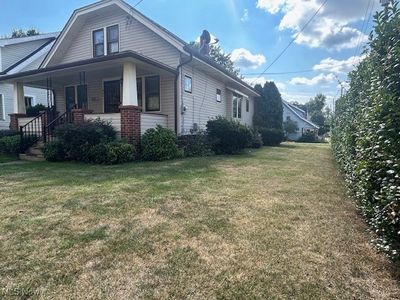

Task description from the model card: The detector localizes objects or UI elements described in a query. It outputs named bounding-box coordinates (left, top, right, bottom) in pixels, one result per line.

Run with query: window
left=0, top=94, right=4, bottom=121
left=216, top=89, right=222, bottom=102
left=246, top=98, right=249, bottom=112
left=145, top=76, right=160, bottom=111
left=184, top=75, right=192, bottom=93
left=77, top=85, right=88, bottom=109
left=107, top=25, right=119, bottom=54
left=93, top=29, right=104, bottom=57
left=232, top=93, right=243, bottom=119
left=24, top=96, right=33, bottom=108
left=137, top=78, right=143, bottom=107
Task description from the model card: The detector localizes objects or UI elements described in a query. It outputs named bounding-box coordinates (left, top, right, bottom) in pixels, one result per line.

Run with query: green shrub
left=141, top=125, right=181, bottom=161
left=0, top=130, right=19, bottom=138
left=55, top=120, right=116, bottom=161
left=331, top=6, right=400, bottom=260
left=43, top=140, right=66, bottom=162
left=250, top=129, right=263, bottom=149
left=178, top=132, right=213, bottom=157
left=87, top=142, right=136, bottom=165
left=26, top=104, right=47, bottom=117
left=258, top=128, right=284, bottom=146
left=298, top=132, right=319, bottom=143
left=206, top=116, right=252, bottom=154
left=0, top=135, right=21, bottom=154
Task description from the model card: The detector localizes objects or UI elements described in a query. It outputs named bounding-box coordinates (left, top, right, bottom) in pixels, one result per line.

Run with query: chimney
left=199, top=30, right=211, bottom=56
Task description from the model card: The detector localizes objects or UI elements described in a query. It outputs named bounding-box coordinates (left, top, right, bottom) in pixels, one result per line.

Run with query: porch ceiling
left=0, top=51, right=178, bottom=89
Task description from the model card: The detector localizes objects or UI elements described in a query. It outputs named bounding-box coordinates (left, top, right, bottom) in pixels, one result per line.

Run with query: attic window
left=216, top=89, right=222, bottom=102
left=107, top=25, right=119, bottom=54
left=93, top=29, right=104, bottom=57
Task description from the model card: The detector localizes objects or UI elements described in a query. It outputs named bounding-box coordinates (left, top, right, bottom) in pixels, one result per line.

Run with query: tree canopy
left=10, top=28, right=40, bottom=38
left=253, top=81, right=283, bottom=130
left=189, top=42, right=240, bottom=76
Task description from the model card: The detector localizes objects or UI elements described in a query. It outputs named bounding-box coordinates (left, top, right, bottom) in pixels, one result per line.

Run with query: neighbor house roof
left=0, top=32, right=59, bottom=47
left=283, top=101, right=319, bottom=129
left=39, top=0, right=259, bottom=96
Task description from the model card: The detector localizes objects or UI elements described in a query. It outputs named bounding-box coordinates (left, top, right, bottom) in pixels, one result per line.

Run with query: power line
left=133, top=0, right=145, bottom=8
left=251, top=0, right=328, bottom=85
left=243, top=69, right=315, bottom=76
left=352, top=0, right=372, bottom=66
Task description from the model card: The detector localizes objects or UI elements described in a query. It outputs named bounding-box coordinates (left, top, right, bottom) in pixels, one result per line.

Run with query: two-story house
left=0, top=33, right=58, bottom=130
left=0, top=0, right=259, bottom=152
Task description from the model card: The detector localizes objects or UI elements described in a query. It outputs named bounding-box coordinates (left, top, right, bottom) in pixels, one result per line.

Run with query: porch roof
left=0, top=50, right=178, bottom=84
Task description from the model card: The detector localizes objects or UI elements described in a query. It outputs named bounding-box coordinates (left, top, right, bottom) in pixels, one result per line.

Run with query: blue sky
left=0, top=0, right=381, bottom=106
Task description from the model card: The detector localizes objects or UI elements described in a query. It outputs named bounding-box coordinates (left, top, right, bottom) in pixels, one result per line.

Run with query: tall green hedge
left=331, top=2, right=400, bottom=260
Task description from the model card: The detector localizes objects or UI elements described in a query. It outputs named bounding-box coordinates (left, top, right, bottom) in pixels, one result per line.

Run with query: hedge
left=331, top=3, right=400, bottom=260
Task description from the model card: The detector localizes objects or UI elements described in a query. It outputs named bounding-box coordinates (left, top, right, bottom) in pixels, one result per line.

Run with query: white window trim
left=184, top=75, right=192, bottom=94
left=216, top=89, right=222, bottom=103
left=92, top=24, right=120, bottom=58
left=232, top=93, right=243, bottom=120
left=24, top=94, right=36, bottom=107
left=0, top=94, right=5, bottom=121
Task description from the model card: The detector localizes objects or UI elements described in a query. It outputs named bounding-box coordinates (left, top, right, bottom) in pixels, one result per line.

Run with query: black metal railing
left=19, top=106, right=59, bottom=153
left=44, top=111, right=72, bottom=143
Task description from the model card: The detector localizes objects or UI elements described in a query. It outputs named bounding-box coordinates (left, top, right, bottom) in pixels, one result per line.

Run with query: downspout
left=174, top=51, right=193, bottom=134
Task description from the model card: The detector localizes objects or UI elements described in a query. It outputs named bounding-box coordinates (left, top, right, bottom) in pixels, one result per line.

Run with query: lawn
left=0, top=154, right=17, bottom=164
left=0, top=143, right=399, bottom=299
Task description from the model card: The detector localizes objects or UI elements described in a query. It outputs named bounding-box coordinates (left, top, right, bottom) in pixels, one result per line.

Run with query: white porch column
left=13, top=82, right=25, bottom=114
left=122, top=61, right=138, bottom=106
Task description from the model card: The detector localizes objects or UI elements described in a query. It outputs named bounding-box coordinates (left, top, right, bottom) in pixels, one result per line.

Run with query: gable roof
left=283, top=101, right=319, bottom=129
left=40, top=0, right=259, bottom=96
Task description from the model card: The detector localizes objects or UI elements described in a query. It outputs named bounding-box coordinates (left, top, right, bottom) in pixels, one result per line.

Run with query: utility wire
left=251, top=0, right=328, bottom=85
left=243, top=69, right=315, bottom=76
left=133, top=0, right=145, bottom=8
left=352, top=0, right=372, bottom=66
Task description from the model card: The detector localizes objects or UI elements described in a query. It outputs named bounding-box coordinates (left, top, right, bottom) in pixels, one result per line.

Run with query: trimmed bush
left=298, top=132, right=319, bottom=143
left=178, top=132, right=213, bottom=157
left=87, top=142, right=136, bottom=165
left=26, top=104, right=47, bottom=117
left=250, top=129, right=263, bottom=149
left=141, top=125, right=181, bottom=161
left=0, top=130, right=19, bottom=139
left=43, top=140, right=66, bottom=162
left=55, top=120, right=116, bottom=161
left=0, top=135, right=21, bottom=154
left=258, top=128, right=284, bottom=146
left=207, top=117, right=252, bottom=154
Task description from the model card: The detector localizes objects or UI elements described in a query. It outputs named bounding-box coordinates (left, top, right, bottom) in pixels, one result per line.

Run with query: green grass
left=0, top=143, right=399, bottom=299
left=0, top=154, right=17, bottom=163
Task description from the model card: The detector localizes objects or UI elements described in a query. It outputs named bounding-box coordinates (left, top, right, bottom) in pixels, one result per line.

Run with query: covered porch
left=2, top=51, right=178, bottom=147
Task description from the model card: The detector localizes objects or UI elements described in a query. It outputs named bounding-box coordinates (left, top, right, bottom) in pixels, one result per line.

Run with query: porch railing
left=44, top=111, right=72, bottom=143
left=19, top=106, right=58, bottom=153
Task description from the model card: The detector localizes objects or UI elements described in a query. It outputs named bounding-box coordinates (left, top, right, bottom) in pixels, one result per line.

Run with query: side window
left=216, top=89, right=222, bottom=102
left=0, top=94, right=4, bottom=121
left=246, top=98, right=249, bottom=112
left=93, top=29, right=105, bottom=57
left=137, top=78, right=143, bottom=108
left=238, top=96, right=242, bottom=119
left=145, top=76, right=160, bottom=112
left=184, top=75, right=192, bottom=93
left=107, top=25, right=119, bottom=54
left=24, top=96, right=33, bottom=108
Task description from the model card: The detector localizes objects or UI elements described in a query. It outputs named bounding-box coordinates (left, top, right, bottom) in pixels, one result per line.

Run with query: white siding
left=48, top=8, right=180, bottom=68
left=0, top=84, right=48, bottom=130
left=180, top=64, right=227, bottom=133
left=1, top=39, right=48, bottom=70
left=141, top=113, right=168, bottom=134
left=283, top=104, right=316, bottom=141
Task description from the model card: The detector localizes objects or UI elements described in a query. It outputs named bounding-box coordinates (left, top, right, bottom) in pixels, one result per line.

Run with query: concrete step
left=19, top=154, right=45, bottom=162
left=27, top=147, right=43, bottom=156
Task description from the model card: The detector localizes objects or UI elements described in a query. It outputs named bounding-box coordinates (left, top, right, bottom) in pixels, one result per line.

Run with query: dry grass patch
left=0, top=143, right=399, bottom=299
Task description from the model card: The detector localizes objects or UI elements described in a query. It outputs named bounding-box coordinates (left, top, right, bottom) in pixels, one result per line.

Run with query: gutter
left=174, top=53, right=193, bottom=134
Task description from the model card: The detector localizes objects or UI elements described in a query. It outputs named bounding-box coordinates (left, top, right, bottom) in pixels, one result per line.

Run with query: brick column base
left=120, top=105, right=141, bottom=146
left=9, top=113, right=26, bottom=131
left=72, top=109, right=93, bottom=125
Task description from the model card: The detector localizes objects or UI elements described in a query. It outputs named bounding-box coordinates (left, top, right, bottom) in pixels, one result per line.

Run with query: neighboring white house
left=0, top=33, right=59, bottom=130
left=0, top=0, right=259, bottom=148
left=283, top=101, right=319, bottom=141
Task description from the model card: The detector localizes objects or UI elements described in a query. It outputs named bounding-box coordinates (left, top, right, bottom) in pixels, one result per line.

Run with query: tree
left=253, top=81, right=283, bottom=130
left=304, top=93, right=327, bottom=134
left=189, top=42, right=240, bottom=76
left=283, top=119, right=299, bottom=137
left=10, top=28, right=40, bottom=38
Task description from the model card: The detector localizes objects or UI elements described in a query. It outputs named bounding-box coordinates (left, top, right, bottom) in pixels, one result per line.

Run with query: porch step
left=19, top=141, right=45, bottom=162
left=19, top=154, right=45, bottom=162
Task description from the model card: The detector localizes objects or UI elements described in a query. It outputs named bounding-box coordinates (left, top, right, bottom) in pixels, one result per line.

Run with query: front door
left=65, top=86, right=76, bottom=112
left=104, top=80, right=121, bottom=113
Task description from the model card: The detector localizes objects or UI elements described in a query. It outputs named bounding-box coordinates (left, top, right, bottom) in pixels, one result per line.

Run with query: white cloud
left=231, top=48, right=266, bottom=69
left=256, top=0, right=378, bottom=50
left=289, top=73, right=336, bottom=86
left=241, top=9, right=249, bottom=22
left=313, top=55, right=366, bottom=74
